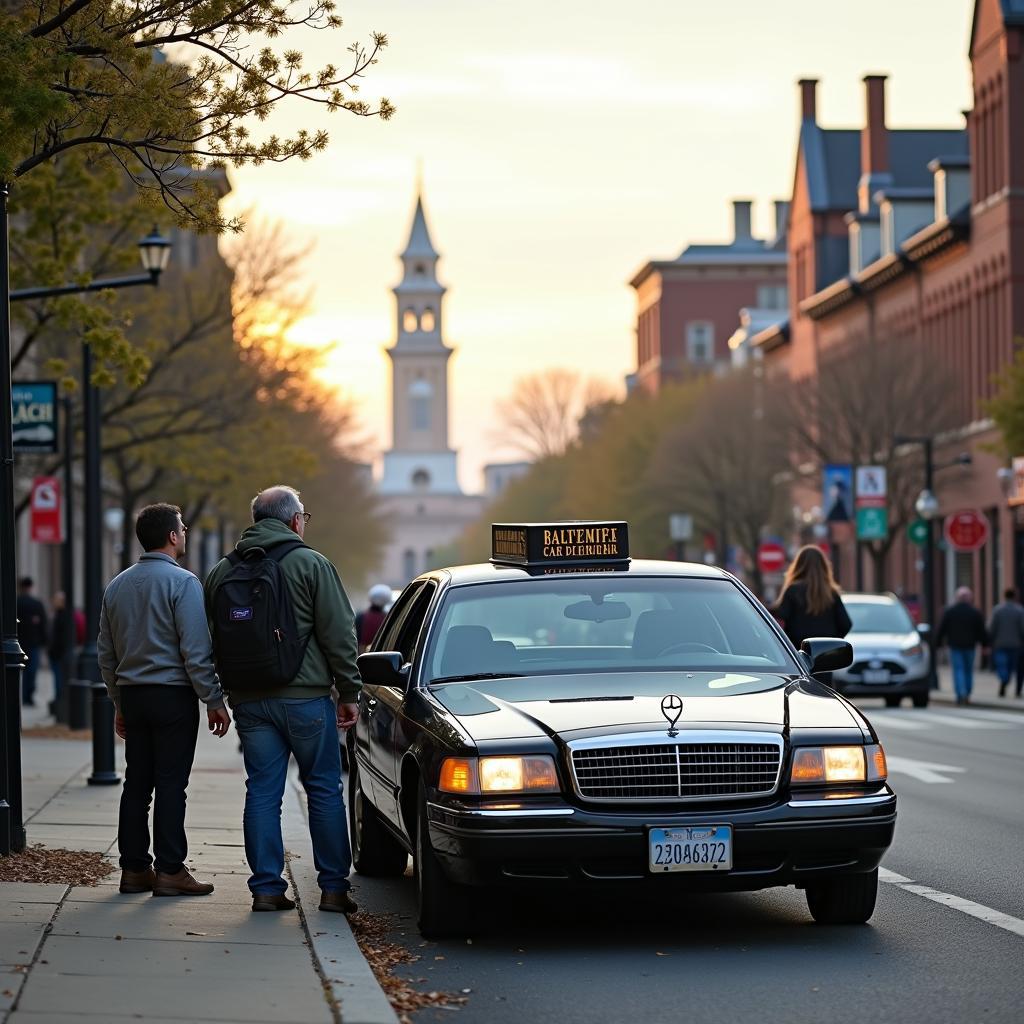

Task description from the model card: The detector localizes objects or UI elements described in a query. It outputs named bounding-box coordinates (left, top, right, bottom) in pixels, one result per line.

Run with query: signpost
left=757, top=541, right=787, bottom=576
left=30, top=477, right=62, bottom=544
left=669, top=514, right=693, bottom=561
left=907, top=519, right=929, bottom=547
left=855, top=465, right=888, bottom=541
left=943, top=509, right=989, bottom=553
left=12, top=381, right=58, bottom=454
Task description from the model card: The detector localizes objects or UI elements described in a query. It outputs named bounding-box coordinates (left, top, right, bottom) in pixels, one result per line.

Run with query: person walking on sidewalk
left=772, top=546, right=852, bottom=659
left=935, top=587, right=989, bottom=705
left=16, top=577, right=48, bottom=707
left=356, top=583, right=392, bottom=654
left=205, top=485, right=361, bottom=915
left=98, top=503, right=232, bottom=898
left=987, top=588, right=1024, bottom=698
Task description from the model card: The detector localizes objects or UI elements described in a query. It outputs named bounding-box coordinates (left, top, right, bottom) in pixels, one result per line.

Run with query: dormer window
left=420, top=308, right=436, bottom=331
left=403, top=308, right=418, bottom=332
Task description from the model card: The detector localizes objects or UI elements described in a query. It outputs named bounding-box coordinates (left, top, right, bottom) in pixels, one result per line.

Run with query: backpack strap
left=265, top=539, right=307, bottom=563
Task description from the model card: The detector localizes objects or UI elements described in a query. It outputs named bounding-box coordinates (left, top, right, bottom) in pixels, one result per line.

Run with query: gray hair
left=955, top=586, right=973, bottom=603
left=251, top=485, right=302, bottom=524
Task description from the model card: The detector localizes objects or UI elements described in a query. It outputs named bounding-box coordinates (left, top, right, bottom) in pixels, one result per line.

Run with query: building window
left=424, top=548, right=434, bottom=570
left=415, top=262, right=426, bottom=275
left=420, top=307, right=436, bottom=331
left=403, top=308, right=418, bottom=332
left=409, top=378, right=432, bottom=431
left=686, top=321, right=714, bottom=365
left=403, top=549, right=416, bottom=580
left=756, top=285, right=787, bottom=310
left=411, top=468, right=431, bottom=490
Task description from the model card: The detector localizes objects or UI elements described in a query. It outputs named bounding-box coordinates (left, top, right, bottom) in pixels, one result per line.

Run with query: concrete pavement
left=3, top=674, right=397, bottom=1024
left=932, top=661, right=1024, bottom=711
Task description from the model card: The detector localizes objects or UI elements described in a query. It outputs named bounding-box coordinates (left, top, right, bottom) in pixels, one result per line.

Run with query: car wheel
left=806, top=868, right=878, bottom=925
left=884, top=696, right=901, bottom=708
left=415, top=783, right=474, bottom=938
left=912, top=692, right=929, bottom=708
left=348, top=758, right=408, bottom=877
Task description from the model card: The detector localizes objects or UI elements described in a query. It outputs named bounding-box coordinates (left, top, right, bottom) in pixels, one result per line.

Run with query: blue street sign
left=13, top=381, right=58, bottom=453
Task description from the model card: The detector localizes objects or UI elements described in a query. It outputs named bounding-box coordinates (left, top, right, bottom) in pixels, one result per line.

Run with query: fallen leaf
left=434, top=955, right=446, bottom=961
left=185, top=931, right=206, bottom=937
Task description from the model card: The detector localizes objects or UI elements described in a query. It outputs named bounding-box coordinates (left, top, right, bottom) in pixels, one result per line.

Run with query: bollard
left=69, top=677, right=91, bottom=730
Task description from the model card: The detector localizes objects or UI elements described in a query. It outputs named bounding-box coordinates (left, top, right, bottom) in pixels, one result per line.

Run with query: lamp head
left=138, top=227, right=172, bottom=277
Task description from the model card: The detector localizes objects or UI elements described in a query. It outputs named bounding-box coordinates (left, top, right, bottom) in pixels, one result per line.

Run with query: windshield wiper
left=430, top=672, right=526, bottom=685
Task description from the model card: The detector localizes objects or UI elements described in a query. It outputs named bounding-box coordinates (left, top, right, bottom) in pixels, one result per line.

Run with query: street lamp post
left=1, top=222, right=172, bottom=849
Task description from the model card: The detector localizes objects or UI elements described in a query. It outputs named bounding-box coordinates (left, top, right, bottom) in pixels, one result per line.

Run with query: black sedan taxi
left=348, top=522, right=896, bottom=937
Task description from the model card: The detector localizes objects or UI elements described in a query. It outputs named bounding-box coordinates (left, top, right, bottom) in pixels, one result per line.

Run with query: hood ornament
left=661, top=693, right=683, bottom=737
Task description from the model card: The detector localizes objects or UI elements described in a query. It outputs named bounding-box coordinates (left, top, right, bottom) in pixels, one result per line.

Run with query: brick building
left=629, top=199, right=789, bottom=392
left=755, top=0, right=1024, bottom=616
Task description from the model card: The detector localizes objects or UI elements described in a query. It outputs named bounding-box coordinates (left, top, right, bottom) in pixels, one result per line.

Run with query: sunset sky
left=222, top=0, right=974, bottom=492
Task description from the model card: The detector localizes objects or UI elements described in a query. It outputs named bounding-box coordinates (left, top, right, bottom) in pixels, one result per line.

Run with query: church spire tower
left=379, top=187, right=461, bottom=495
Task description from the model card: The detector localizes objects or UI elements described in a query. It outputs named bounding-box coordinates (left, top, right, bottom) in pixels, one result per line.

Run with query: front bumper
left=426, top=788, right=897, bottom=890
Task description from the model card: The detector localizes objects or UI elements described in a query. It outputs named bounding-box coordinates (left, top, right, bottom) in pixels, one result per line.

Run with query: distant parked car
left=831, top=593, right=930, bottom=708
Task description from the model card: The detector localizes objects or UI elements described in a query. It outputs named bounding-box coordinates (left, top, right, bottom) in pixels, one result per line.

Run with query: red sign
left=943, top=509, right=989, bottom=553
left=757, top=541, right=787, bottom=575
left=30, top=476, right=62, bottom=543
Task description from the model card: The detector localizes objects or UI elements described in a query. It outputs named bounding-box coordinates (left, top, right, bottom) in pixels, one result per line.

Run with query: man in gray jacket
left=988, top=588, right=1024, bottom=698
left=98, top=503, right=232, bottom=896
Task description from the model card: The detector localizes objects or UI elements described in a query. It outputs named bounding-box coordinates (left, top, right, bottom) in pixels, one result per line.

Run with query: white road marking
left=907, top=710, right=1009, bottom=730
left=866, top=715, right=928, bottom=732
left=879, top=868, right=1024, bottom=939
left=885, top=755, right=966, bottom=784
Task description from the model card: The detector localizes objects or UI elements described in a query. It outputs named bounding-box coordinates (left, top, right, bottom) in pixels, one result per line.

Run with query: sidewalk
left=3, top=676, right=397, bottom=1024
left=932, top=662, right=1024, bottom=711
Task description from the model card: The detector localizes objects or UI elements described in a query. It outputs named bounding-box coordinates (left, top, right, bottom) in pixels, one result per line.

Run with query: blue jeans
left=992, top=647, right=1019, bottom=687
left=234, top=696, right=351, bottom=896
left=949, top=647, right=975, bottom=700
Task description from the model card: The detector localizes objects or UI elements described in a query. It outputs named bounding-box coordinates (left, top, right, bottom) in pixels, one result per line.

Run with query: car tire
left=806, top=868, right=878, bottom=925
left=349, top=759, right=409, bottom=877
left=415, top=783, right=474, bottom=938
left=884, top=696, right=901, bottom=708
left=912, top=692, right=929, bottom=708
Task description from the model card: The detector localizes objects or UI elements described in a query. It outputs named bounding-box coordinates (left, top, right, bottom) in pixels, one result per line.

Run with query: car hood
left=432, top=671, right=862, bottom=743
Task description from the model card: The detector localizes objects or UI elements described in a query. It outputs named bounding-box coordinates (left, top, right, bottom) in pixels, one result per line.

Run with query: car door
left=370, top=581, right=438, bottom=828
left=356, top=583, right=424, bottom=809
left=364, top=585, right=436, bottom=823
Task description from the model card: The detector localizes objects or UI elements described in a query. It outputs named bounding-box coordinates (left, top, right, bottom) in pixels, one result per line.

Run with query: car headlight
left=439, top=755, right=560, bottom=795
left=790, top=744, right=887, bottom=784
left=900, top=642, right=924, bottom=658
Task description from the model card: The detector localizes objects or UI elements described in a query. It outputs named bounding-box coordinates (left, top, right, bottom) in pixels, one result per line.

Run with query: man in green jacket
left=205, top=485, right=361, bottom=913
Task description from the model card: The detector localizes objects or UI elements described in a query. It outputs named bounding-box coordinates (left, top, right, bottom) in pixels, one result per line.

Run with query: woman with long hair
left=773, top=545, right=852, bottom=648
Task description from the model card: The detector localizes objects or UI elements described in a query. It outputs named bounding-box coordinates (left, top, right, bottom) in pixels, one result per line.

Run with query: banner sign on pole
left=13, top=381, right=58, bottom=454
left=30, top=476, right=63, bottom=543
left=823, top=465, right=853, bottom=523
left=855, top=465, right=888, bottom=540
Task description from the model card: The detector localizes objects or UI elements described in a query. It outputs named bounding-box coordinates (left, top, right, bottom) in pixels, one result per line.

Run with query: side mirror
left=358, top=651, right=406, bottom=687
left=916, top=623, right=931, bottom=637
left=799, top=637, right=853, bottom=674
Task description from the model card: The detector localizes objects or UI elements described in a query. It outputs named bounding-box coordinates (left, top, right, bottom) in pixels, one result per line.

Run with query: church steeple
left=394, top=189, right=447, bottom=347
left=401, top=194, right=439, bottom=263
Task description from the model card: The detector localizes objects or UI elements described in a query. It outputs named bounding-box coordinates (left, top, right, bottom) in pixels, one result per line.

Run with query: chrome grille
left=570, top=736, right=783, bottom=802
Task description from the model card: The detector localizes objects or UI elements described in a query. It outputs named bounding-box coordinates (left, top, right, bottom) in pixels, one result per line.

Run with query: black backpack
left=210, top=540, right=310, bottom=692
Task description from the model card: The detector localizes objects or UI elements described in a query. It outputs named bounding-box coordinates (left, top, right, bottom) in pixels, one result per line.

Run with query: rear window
left=423, top=576, right=796, bottom=682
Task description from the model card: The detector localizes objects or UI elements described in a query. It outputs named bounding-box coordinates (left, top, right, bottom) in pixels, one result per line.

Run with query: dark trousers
left=21, top=645, right=40, bottom=704
left=118, top=686, right=200, bottom=875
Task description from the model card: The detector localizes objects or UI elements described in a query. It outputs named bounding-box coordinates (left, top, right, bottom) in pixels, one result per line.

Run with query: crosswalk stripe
left=886, top=709, right=1009, bottom=730
left=865, top=715, right=928, bottom=731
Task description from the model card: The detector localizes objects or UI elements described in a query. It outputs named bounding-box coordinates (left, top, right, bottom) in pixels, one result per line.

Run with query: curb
left=930, top=692, right=1024, bottom=713
left=285, top=778, right=399, bottom=1024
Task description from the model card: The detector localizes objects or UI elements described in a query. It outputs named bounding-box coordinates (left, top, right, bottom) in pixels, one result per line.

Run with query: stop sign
left=943, top=509, right=989, bottom=552
left=757, top=541, right=787, bottom=575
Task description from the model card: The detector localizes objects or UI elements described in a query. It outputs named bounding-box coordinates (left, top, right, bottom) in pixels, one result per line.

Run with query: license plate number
left=862, top=669, right=890, bottom=683
left=648, top=826, right=732, bottom=873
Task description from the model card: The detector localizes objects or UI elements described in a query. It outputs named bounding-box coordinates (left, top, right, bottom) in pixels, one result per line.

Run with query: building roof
left=971, top=0, right=1024, bottom=53
left=401, top=194, right=439, bottom=260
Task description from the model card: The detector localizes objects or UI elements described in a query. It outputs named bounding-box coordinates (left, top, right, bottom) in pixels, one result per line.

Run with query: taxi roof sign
left=491, top=521, right=629, bottom=571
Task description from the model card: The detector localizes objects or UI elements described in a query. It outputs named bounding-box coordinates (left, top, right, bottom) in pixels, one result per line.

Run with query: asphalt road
left=350, top=702, right=1024, bottom=1024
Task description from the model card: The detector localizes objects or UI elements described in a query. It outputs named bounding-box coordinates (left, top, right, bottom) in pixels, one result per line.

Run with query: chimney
left=773, top=200, right=790, bottom=241
left=733, top=200, right=753, bottom=243
left=861, top=75, right=889, bottom=176
left=799, top=78, right=818, bottom=122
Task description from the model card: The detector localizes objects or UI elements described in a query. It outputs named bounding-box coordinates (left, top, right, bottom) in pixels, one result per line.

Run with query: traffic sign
left=30, top=476, right=62, bottom=543
left=757, top=541, right=787, bottom=575
left=943, top=509, right=989, bottom=553
left=668, top=514, right=693, bottom=542
left=856, top=507, right=888, bottom=541
left=855, top=465, right=887, bottom=507
left=907, top=519, right=929, bottom=547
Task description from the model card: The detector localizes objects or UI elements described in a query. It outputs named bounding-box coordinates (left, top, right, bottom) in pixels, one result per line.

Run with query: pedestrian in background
left=935, top=587, right=989, bottom=705
left=16, top=577, right=48, bottom=707
left=772, top=545, right=852, bottom=652
left=987, top=587, right=1024, bottom=698
left=356, top=583, right=392, bottom=654
left=98, top=503, right=231, bottom=898
left=47, top=591, right=71, bottom=718
left=205, top=485, right=361, bottom=915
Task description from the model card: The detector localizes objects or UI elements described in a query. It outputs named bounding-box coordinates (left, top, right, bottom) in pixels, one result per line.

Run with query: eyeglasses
left=299, top=512, right=311, bottom=524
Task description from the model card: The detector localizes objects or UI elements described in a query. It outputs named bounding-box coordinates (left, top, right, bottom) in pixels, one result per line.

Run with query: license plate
left=648, top=825, right=732, bottom=873
left=862, top=669, right=890, bottom=683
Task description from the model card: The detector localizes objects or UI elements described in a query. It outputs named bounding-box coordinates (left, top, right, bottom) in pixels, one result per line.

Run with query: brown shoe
left=252, top=893, right=296, bottom=912
left=152, top=868, right=214, bottom=897
left=119, top=867, right=156, bottom=894
left=319, top=889, right=358, bottom=914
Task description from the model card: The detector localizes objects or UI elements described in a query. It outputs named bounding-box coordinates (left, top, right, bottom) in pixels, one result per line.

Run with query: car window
left=846, top=600, right=914, bottom=634
left=423, top=577, right=795, bottom=682
left=395, top=581, right=436, bottom=664
left=377, top=582, right=425, bottom=652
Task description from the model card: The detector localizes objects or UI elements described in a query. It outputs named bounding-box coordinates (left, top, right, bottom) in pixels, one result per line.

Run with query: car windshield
left=845, top=600, right=914, bottom=634
left=423, top=576, right=796, bottom=683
